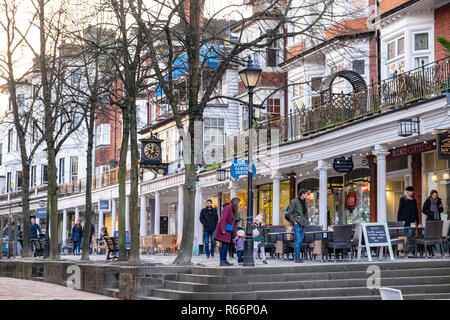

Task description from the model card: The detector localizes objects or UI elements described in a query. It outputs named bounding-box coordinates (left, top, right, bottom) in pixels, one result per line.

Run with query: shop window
left=414, top=33, right=429, bottom=51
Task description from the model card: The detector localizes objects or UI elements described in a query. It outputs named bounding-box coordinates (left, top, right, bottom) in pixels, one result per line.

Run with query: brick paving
left=0, top=277, right=116, bottom=300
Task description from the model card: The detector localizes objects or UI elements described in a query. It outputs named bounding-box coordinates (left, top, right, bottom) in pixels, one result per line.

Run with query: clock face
left=144, top=142, right=160, bottom=159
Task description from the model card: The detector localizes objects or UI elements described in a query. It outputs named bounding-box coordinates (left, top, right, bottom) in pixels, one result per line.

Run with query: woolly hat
left=254, top=214, right=263, bottom=224
left=405, top=186, right=414, bottom=191
left=237, top=229, right=245, bottom=237
left=252, top=228, right=260, bottom=237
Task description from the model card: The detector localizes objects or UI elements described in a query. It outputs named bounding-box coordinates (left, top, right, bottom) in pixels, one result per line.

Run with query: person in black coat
left=397, top=186, right=420, bottom=227
left=71, top=220, right=83, bottom=255
left=422, top=190, right=444, bottom=221
left=199, top=199, right=219, bottom=258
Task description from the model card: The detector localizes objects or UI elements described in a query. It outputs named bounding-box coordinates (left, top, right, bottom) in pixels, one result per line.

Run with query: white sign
left=279, top=153, right=302, bottom=163
left=357, top=222, right=394, bottom=262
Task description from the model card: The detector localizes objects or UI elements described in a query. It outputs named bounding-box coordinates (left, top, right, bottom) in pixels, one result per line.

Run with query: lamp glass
left=238, top=56, right=262, bottom=89
left=398, top=119, right=413, bottom=137
left=431, top=174, right=438, bottom=182
left=443, top=172, right=450, bottom=180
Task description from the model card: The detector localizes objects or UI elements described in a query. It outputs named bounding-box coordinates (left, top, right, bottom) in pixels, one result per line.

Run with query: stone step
left=150, top=283, right=450, bottom=300
left=189, top=260, right=450, bottom=276
left=162, top=275, right=450, bottom=292
left=176, top=267, right=450, bottom=284
left=103, top=288, right=119, bottom=299
left=289, top=293, right=450, bottom=300
left=31, top=277, right=44, bottom=282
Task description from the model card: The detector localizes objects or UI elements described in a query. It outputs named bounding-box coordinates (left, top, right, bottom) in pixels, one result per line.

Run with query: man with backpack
left=286, top=189, right=309, bottom=263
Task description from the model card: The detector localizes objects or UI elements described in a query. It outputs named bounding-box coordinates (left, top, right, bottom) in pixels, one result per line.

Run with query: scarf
left=430, top=197, right=440, bottom=220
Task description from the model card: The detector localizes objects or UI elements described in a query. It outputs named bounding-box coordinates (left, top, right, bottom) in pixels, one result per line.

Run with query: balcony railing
left=225, top=57, right=450, bottom=154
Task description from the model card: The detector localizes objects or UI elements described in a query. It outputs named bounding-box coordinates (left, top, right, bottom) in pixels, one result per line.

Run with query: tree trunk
left=81, top=108, right=95, bottom=260
left=118, top=107, right=130, bottom=261
left=173, top=121, right=197, bottom=265
left=128, top=98, right=140, bottom=262
left=48, top=144, right=60, bottom=259
left=21, top=165, right=31, bottom=257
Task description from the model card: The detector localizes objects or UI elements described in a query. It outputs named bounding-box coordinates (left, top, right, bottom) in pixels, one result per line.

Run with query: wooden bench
left=92, top=236, right=108, bottom=254
left=104, top=236, right=129, bottom=260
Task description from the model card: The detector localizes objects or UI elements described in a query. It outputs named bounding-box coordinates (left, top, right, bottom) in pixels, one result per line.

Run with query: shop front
left=257, top=180, right=290, bottom=226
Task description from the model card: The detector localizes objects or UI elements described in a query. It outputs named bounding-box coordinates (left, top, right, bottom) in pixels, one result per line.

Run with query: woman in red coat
left=214, top=197, right=240, bottom=266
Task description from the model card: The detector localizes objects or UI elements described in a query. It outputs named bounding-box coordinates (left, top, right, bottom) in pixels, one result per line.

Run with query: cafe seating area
left=258, top=220, right=450, bottom=262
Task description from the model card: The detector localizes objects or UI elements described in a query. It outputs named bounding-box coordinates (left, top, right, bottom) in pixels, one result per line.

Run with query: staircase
left=133, top=260, right=450, bottom=300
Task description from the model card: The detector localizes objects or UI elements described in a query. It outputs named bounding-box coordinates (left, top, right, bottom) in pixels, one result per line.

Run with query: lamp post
left=238, top=55, right=262, bottom=267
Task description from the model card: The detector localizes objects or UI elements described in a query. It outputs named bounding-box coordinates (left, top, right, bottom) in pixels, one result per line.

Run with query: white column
left=125, top=195, right=130, bottom=232
left=140, top=195, right=147, bottom=236
left=75, top=207, right=79, bottom=222
left=374, top=144, right=389, bottom=223
left=230, top=180, right=238, bottom=199
left=272, top=171, right=281, bottom=225
left=194, top=187, right=203, bottom=245
left=98, top=210, right=104, bottom=238
left=111, top=199, right=116, bottom=235
left=317, top=160, right=329, bottom=230
left=178, top=186, right=184, bottom=235
left=154, top=192, right=160, bottom=234
left=62, top=209, right=68, bottom=244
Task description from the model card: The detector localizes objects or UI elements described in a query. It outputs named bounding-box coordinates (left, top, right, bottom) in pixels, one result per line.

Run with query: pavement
left=57, top=251, right=449, bottom=267
left=0, top=277, right=116, bottom=300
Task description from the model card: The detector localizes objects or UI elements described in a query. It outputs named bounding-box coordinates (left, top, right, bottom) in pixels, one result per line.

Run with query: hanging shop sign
left=333, top=157, right=354, bottom=173
left=99, top=200, right=110, bottom=211
left=438, top=133, right=450, bottom=160
left=345, top=192, right=357, bottom=210
left=36, top=207, right=47, bottom=219
left=387, top=139, right=436, bottom=160
left=230, top=159, right=256, bottom=179
left=139, top=134, right=169, bottom=175
left=357, top=222, right=394, bottom=262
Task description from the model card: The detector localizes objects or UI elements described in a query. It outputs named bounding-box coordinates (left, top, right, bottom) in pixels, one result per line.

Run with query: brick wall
left=379, top=0, right=409, bottom=14
left=435, top=3, right=450, bottom=61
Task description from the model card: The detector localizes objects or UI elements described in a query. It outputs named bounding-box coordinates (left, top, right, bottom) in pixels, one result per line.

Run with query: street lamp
left=239, top=55, right=262, bottom=267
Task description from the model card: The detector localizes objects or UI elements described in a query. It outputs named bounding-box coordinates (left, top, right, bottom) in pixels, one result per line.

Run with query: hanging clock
left=140, top=134, right=163, bottom=164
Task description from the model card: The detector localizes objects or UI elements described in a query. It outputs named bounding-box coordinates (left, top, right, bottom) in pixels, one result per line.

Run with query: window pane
left=414, top=56, right=429, bottom=68
left=352, top=60, right=365, bottom=74
left=387, top=41, right=395, bottom=60
left=414, top=33, right=429, bottom=50
left=311, top=77, right=322, bottom=92
left=397, top=37, right=404, bottom=55
left=397, top=60, right=405, bottom=73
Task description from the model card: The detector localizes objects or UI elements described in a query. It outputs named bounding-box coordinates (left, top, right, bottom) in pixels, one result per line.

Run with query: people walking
left=89, top=222, right=95, bottom=254
left=233, top=229, right=245, bottom=265
left=199, top=199, right=219, bottom=258
left=397, top=186, right=420, bottom=227
left=214, top=197, right=239, bottom=266
left=71, top=220, right=83, bottom=255
left=286, top=189, right=309, bottom=263
left=29, top=217, right=41, bottom=255
left=252, top=215, right=268, bottom=264
left=422, top=190, right=444, bottom=221
left=229, top=207, right=241, bottom=259
left=17, top=224, right=23, bottom=256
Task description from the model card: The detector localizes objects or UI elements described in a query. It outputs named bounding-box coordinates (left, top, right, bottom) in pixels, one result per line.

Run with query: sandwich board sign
left=357, top=222, right=394, bottom=262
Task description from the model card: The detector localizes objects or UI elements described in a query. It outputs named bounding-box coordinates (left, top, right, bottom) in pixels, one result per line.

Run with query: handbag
left=225, top=224, right=234, bottom=232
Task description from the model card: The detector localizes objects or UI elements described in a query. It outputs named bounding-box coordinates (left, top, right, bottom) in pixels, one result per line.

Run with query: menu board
left=357, top=222, right=394, bottom=262
left=365, top=225, right=388, bottom=244
left=438, top=133, right=450, bottom=160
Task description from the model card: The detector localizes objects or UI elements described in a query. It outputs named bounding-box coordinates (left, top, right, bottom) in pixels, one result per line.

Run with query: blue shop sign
left=230, top=159, right=256, bottom=179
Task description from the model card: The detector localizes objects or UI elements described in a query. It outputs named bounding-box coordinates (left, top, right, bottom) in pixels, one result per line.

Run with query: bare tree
left=129, top=0, right=353, bottom=265
left=0, top=0, right=45, bottom=257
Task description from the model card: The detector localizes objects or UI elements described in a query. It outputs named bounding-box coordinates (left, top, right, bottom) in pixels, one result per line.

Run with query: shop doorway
left=386, top=177, right=406, bottom=222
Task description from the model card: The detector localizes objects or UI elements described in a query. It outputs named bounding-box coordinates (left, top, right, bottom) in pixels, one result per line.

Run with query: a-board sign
left=357, top=222, right=394, bottom=262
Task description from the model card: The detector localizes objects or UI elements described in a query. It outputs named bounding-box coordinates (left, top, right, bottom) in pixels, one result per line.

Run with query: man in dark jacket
left=30, top=217, right=41, bottom=239
left=397, top=186, right=420, bottom=227
left=287, top=189, right=309, bottom=263
left=422, top=189, right=444, bottom=221
left=199, top=199, right=219, bottom=258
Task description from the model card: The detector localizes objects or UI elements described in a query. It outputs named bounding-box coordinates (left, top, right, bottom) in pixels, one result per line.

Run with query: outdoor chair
left=62, top=239, right=73, bottom=255
left=351, top=224, right=360, bottom=258
left=32, top=238, right=44, bottom=257
left=158, top=234, right=177, bottom=254
left=104, top=236, right=118, bottom=261
left=415, top=220, right=444, bottom=258
left=92, top=236, right=107, bottom=254
left=327, top=224, right=353, bottom=261
left=302, top=226, right=321, bottom=260
left=379, top=287, right=403, bottom=300
left=139, top=235, right=153, bottom=254
left=442, top=220, right=450, bottom=256
left=388, top=227, right=406, bottom=258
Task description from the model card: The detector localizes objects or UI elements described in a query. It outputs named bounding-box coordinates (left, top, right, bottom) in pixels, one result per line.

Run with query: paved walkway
left=0, top=277, right=116, bottom=300
left=58, top=251, right=448, bottom=267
